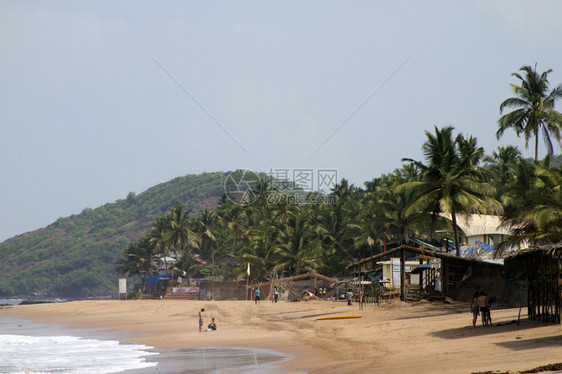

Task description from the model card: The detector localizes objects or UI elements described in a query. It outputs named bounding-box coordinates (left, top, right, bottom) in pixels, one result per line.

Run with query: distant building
left=440, top=214, right=527, bottom=258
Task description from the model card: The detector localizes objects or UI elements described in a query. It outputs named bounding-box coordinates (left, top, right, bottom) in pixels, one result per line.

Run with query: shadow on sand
left=495, top=334, right=562, bottom=351
left=429, top=318, right=554, bottom=340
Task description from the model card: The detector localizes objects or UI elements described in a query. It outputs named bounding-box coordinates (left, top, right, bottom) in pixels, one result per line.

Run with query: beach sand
left=2, top=299, right=561, bottom=373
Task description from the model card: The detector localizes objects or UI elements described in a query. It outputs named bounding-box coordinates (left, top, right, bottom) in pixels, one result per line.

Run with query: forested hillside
left=0, top=172, right=226, bottom=297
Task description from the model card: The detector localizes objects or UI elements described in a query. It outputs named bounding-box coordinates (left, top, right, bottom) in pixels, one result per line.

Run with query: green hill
left=0, top=172, right=227, bottom=298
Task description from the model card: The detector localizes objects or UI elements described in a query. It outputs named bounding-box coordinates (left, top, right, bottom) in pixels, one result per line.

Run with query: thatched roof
left=347, top=244, right=504, bottom=270
left=505, top=242, right=562, bottom=259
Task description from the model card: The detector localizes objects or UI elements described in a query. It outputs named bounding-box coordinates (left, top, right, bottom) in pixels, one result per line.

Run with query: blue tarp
left=145, top=274, right=172, bottom=285
left=411, top=264, right=432, bottom=274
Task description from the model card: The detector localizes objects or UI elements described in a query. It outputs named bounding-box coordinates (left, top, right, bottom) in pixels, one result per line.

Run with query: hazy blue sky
left=1, top=1, right=561, bottom=242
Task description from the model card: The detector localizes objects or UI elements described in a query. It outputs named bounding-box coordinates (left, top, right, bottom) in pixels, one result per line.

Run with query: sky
left=1, top=1, right=562, bottom=242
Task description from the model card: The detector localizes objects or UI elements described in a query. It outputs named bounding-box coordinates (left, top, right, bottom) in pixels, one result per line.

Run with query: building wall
left=378, top=258, right=422, bottom=289
left=448, top=261, right=504, bottom=302
left=199, top=280, right=248, bottom=300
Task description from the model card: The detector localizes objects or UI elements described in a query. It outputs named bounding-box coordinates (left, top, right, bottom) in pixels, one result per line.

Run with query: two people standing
left=255, top=286, right=279, bottom=304
left=471, top=291, right=492, bottom=327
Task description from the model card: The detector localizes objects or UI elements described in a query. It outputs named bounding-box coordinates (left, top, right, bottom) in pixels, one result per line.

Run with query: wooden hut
left=504, top=243, right=562, bottom=324
left=347, top=245, right=504, bottom=302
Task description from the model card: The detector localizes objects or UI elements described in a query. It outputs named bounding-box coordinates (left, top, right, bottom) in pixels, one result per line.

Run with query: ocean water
left=0, top=333, right=158, bottom=373
left=0, top=317, right=292, bottom=374
left=0, top=299, right=24, bottom=306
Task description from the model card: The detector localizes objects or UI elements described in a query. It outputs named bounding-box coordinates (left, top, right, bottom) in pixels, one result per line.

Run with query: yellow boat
left=316, top=315, right=362, bottom=320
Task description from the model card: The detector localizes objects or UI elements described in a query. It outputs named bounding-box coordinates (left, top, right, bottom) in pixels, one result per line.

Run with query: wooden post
left=441, top=258, right=448, bottom=297
left=359, top=263, right=363, bottom=310
left=557, top=251, right=561, bottom=324
left=554, top=250, right=562, bottom=324
left=419, top=257, right=423, bottom=296
left=400, top=248, right=406, bottom=301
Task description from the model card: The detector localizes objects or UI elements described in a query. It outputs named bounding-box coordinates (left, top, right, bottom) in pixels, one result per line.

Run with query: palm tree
left=500, top=159, right=562, bottom=250
left=275, top=213, right=322, bottom=275
left=116, top=238, right=157, bottom=291
left=148, top=215, right=172, bottom=267
left=529, top=165, right=562, bottom=242
left=399, top=126, right=500, bottom=255
left=216, top=202, right=246, bottom=253
left=168, top=203, right=199, bottom=257
left=384, top=165, right=425, bottom=244
left=484, top=146, right=522, bottom=199
left=242, top=206, right=283, bottom=281
left=484, top=146, right=522, bottom=184
left=195, top=208, right=219, bottom=297
left=315, top=187, right=361, bottom=273
left=196, top=208, right=218, bottom=260
left=497, top=64, right=562, bottom=161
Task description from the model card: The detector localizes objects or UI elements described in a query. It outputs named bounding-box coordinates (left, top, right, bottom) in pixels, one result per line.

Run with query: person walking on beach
left=274, top=286, right=279, bottom=303
left=346, top=289, right=353, bottom=306
left=198, top=308, right=205, bottom=332
left=255, top=288, right=261, bottom=304
left=471, top=292, right=480, bottom=327
left=477, top=291, right=490, bottom=326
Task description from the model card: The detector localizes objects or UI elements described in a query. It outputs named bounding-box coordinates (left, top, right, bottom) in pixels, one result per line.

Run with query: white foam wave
left=0, top=334, right=158, bottom=374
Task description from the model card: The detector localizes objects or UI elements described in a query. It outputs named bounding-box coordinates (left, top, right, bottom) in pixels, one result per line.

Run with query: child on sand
left=198, top=308, right=205, bottom=332
left=207, top=317, right=216, bottom=331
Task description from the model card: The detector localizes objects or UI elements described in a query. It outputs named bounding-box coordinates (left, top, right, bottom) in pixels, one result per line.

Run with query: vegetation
left=471, top=362, right=562, bottom=374
left=1, top=65, right=562, bottom=298
left=497, top=64, right=562, bottom=161
left=399, top=127, right=501, bottom=255
left=0, top=172, right=226, bottom=297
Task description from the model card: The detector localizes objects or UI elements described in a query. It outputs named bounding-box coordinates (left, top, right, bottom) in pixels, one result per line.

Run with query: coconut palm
left=148, top=215, right=172, bottom=267
left=500, top=159, right=562, bottom=250
left=196, top=208, right=218, bottom=260
left=497, top=64, right=562, bottom=161
left=384, top=165, right=425, bottom=244
left=275, top=213, right=322, bottom=275
left=168, top=202, right=199, bottom=256
left=484, top=146, right=522, bottom=185
left=116, top=238, right=157, bottom=288
left=315, top=194, right=361, bottom=273
left=216, top=202, right=246, bottom=253
left=242, top=206, right=283, bottom=281
left=399, top=126, right=501, bottom=255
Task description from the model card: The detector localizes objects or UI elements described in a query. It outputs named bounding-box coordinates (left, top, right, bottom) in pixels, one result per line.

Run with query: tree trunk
left=403, top=226, right=410, bottom=245
left=451, top=207, right=461, bottom=256
left=535, top=134, right=539, bottom=162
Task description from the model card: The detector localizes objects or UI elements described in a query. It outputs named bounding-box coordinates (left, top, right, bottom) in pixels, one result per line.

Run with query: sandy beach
left=1, top=299, right=561, bottom=373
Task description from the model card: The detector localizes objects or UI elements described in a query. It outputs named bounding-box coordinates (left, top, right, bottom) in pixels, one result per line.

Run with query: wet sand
left=2, top=299, right=561, bottom=373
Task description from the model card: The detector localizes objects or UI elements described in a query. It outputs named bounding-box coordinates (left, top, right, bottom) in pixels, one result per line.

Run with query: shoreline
left=2, top=299, right=562, bottom=373
left=0, top=314, right=292, bottom=374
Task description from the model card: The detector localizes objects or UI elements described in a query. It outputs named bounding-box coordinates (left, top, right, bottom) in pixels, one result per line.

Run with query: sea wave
left=0, top=334, right=158, bottom=374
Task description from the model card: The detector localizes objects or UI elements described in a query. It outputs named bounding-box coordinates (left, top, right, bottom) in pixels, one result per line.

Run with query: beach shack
left=504, top=243, right=562, bottom=324
left=376, top=258, right=422, bottom=289
left=347, top=245, right=504, bottom=303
